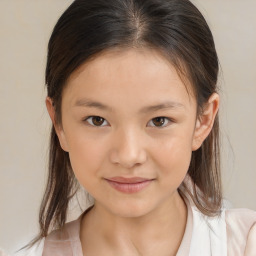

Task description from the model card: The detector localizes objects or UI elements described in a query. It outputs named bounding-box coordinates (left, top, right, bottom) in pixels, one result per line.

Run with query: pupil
left=153, top=117, right=164, bottom=126
left=93, top=116, right=104, bottom=126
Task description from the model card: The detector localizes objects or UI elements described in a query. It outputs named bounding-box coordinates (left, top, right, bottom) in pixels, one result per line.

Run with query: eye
left=148, top=117, right=173, bottom=128
left=83, top=116, right=109, bottom=127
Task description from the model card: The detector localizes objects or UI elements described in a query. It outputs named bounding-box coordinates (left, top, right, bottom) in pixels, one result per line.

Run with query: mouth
left=104, top=176, right=155, bottom=194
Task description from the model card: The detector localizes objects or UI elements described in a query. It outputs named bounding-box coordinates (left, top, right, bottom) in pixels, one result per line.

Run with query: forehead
left=63, top=48, right=196, bottom=110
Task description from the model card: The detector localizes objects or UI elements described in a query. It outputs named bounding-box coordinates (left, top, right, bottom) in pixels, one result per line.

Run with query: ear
left=192, top=93, right=219, bottom=151
left=45, top=97, right=69, bottom=152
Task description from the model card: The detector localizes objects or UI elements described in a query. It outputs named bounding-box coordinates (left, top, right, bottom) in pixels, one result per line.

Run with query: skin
left=46, top=48, right=219, bottom=256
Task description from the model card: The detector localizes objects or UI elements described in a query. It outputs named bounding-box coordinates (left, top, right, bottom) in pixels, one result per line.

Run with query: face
left=47, top=48, right=217, bottom=218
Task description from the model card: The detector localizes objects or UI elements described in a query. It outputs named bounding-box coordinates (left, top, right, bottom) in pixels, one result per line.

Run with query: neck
left=80, top=191, right=188, bottom=256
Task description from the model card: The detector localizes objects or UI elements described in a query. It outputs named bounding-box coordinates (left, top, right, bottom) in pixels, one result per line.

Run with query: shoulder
left=9, top=220, right=80, bottom=256
left=188, top=198, right=256, bottom=256
left=189, top=204, right=228, bottom=255
left=42, top=217, right=82, bottom=256
left=225, top=207, right=256, bottom=255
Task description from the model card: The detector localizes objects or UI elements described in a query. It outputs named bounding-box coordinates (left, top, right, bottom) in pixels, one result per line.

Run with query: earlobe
left=45, top=97, right=69, bottom=152
left=192, top=93, right=219, bottom=151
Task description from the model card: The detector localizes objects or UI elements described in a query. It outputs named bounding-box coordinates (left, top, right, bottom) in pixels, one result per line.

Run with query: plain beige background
left=0, top=0, right=255, bottom=254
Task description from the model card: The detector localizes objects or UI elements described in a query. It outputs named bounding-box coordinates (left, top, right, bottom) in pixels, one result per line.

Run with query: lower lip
left=106, top=180, right=153, bottom=194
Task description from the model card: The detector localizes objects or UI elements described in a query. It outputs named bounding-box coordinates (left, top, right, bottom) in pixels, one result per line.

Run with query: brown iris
left=92, top=116, right=105, bottom=126
left=152, top=117, right=165, bottom=127
left=90, top=116, right=166, bottom=127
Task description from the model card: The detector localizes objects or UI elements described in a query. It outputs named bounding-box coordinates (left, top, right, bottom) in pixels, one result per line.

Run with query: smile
left=104, top=177, right=154, bottom=194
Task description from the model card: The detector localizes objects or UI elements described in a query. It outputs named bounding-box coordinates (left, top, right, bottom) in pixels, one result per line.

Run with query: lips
left=106, top=176, right=153, bottom=183
left=105, top=176, right=154, bottom=193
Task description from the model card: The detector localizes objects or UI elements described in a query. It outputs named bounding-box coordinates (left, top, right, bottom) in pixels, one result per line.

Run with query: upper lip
left=105, top=176, right=154, bottom=183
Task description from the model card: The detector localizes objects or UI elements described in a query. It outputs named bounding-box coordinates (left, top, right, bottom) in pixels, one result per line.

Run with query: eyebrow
left=74, top=98, right=185, bottom=113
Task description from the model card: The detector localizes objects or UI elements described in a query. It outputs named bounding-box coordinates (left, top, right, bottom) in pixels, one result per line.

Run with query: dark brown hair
left=25, top=0, right=222, bottom=249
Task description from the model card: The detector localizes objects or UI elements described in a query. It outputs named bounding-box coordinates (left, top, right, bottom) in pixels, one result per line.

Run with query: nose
left=109, top=128, right=147, bottom=169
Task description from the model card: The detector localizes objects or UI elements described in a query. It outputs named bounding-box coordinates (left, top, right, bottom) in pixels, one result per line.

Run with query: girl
left=20, top=0, right=256, bottom=255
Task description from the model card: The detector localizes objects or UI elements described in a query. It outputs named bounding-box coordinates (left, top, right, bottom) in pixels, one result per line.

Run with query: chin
left=108, top=200, right=156, bottom=219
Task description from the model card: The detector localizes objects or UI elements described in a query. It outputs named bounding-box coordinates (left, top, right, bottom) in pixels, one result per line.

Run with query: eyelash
left=82, top=116, right=174, bottom=128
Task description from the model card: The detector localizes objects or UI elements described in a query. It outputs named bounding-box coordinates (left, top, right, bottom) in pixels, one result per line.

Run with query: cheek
left=153, top=133, right=193, bottom=181
left=66, top=133, right=106, bottom=184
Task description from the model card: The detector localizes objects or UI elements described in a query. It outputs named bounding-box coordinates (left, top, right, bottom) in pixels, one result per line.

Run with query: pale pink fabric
left=42, top=218, right=83, bottom=256
left=40, top=199, right=256, bottom=256
left=226, top=208, right=256, bottom=256
left=0, top=248, right=10, bottom=256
